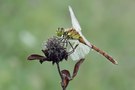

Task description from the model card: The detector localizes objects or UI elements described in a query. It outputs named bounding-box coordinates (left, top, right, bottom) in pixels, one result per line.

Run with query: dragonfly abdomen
left=78, top=37, right=88, bottom=45
left=91, top=44, right=118, bottom=65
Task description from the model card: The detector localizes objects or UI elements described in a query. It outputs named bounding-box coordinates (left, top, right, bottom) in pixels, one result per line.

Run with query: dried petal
left=72, top=58, right=85, bottom=79
left=61, top=70, right=71, bottom=88
left=27, top=54, right=48, bottom=64
left=27, top=54, right=45, bottom=60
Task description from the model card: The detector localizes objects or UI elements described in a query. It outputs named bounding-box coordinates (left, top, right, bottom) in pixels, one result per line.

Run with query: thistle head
left=43, top=36, right=68, bottom=64
left=56, top=27, right=65, bottom=37
left=27, top=36, right=68, bottom=64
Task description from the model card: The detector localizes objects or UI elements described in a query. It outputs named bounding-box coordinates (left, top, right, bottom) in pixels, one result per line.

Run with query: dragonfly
left=56, top=6, right=118, bottom=65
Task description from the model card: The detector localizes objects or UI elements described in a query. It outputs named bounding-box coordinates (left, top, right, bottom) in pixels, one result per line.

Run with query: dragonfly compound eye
left=56, top=28, right=65, bottom=37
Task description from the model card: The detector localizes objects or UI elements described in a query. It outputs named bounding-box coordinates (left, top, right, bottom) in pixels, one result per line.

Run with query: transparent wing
left=68, top=6, right=92, bottom=60
left=69, top=41, right=90, bottom=61
left=69, top=6, right=81, bottom=32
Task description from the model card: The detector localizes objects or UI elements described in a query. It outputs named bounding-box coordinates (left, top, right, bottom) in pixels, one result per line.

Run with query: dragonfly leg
left=68, top=41, right=74, bottom=49
left=68, top=41, right=79, bottom=55
left=62, top=38, right=69, bottom=47
left=59, top=37, right=67, bottom=47
left=65, top=39, right=69, bottom=47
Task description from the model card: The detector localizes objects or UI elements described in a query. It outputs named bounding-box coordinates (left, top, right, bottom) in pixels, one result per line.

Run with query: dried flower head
left=27, top=36, right=68, bottom=64
left=42, top=37, right=68, bottom=64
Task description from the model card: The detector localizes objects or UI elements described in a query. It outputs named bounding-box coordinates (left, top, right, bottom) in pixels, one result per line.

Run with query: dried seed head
left=42, top=36, right=68, bottom=64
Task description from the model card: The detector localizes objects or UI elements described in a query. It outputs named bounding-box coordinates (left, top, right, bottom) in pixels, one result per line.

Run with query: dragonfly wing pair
left=68, top=6, right=91, bottom=61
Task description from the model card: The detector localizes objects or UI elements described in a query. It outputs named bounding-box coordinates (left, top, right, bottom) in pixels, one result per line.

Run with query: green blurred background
left=0, top=0, right=135, bottom=90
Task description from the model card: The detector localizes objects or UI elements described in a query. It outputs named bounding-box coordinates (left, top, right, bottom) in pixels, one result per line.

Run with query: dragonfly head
left=56, top=28, right=65, bottom=37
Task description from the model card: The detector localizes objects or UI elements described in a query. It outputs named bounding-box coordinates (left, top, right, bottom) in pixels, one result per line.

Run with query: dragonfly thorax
left=57, top=27, right=88, bottom=46
left=57, top=27, right=81, bottom=40
left=66, top=28, right=81, bottom=40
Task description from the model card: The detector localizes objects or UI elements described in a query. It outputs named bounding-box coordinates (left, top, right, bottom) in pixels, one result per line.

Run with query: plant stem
left=56, top=63, right=63, bottom=80
left=56, top=63, right=66, bottom=90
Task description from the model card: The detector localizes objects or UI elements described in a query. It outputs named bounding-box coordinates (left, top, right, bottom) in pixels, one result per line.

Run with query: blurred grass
left=0, top=0, right=135, bottom=90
